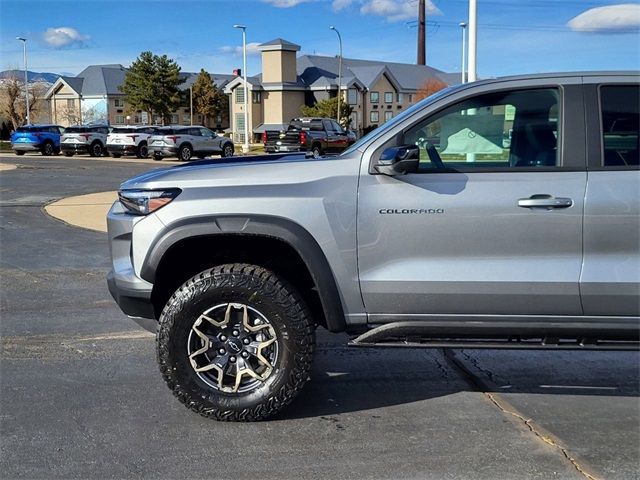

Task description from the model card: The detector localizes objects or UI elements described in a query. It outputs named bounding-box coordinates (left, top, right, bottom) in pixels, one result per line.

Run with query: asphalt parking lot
left=1, top=153, right=638, bottom=480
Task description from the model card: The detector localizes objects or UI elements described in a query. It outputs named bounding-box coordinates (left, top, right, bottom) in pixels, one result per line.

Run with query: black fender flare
left=141, top=214, right=347, bottom=332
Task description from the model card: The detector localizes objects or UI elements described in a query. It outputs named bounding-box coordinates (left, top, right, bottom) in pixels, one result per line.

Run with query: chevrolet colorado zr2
left=107, top=72, right=639, bottom=421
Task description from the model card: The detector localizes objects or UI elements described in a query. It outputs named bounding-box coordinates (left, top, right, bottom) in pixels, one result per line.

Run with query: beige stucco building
left=224, top=38, right=457, bottom=142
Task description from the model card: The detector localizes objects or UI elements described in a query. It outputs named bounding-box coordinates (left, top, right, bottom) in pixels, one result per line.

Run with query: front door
left=357, top=85, right=587, bottom=319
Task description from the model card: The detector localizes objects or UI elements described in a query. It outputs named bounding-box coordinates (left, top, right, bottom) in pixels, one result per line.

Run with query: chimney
left=417, top=0, right=425, bottom=65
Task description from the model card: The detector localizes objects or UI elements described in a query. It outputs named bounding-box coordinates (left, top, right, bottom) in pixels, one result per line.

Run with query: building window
left=235, top=88, right=245, bottom=104
left=115, top=115, right=125, bottom=124
left=171, top=114, right=179, bottom=124
left=370, top=91, right=379, bottom=104
left=252, top=91, right=261, bottom=104
left=370, top=111, right=379, bottom=123
left=384, top=92, right=393, bottom=103
left=114, top=98, right=125, bottom=107
left=67, top=99, right=75, bottom=108
left=384, top=111, right=393, bottom=122
left=183, top=116, right=190, bottom=125
left=348, top=89, right=358, bottom=105
left=397, top=93, right=404, bottom=103
left=408, top=94, right=414, bottom=103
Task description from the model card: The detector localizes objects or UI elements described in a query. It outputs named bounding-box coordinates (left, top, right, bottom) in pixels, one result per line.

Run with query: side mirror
left=374, top=145, right=420, bottom=176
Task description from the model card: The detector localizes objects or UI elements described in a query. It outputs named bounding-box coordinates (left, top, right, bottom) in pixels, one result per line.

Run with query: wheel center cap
left=227, top=338, right=242, bottom=353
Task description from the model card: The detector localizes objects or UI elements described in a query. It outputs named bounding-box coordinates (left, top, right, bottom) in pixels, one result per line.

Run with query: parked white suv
left=60, top=124, right=109, bottom=157
left=106, top=126, right=159, bottom=158
left=148, top=126, right=235, bottom=161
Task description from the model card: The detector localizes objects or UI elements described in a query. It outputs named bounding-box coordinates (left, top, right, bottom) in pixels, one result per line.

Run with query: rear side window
left=65, top=127, right=86, bottom=133
left=601, top=86, right=639, bottom=167
left=16, top=126, right=34, bottom=132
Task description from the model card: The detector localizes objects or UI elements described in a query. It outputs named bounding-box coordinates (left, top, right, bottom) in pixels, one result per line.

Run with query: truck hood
left=119, top=152, right=347, bottom=190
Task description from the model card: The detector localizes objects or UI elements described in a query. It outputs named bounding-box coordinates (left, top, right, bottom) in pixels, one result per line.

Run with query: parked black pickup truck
left=262, top=117, right=356, bottom=157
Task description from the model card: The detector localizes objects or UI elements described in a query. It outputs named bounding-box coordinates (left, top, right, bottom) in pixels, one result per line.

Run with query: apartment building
left=43, top=64, right=234, bottom=128
left=224, top=38, right=458, bottom=143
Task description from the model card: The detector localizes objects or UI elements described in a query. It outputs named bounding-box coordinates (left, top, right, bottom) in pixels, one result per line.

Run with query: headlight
left=118, top=188, right=181, bottom=215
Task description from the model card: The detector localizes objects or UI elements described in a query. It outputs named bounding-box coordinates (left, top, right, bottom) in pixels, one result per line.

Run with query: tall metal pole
left=16, top=37, right=30, bottom=125
left=468, top=0, right=477, bottom=82
left=459, top=22, right=467, bottom=83
left=330, top=26, right=342, bottom=126
left=234, top=24, right=249, bottom=154
left=189, top=86, right=193, bottom=125
left=417, top=0, right=425, bottom=65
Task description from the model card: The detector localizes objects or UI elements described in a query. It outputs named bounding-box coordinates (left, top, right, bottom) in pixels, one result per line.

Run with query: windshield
left=340, top=85, right=460, bottom=157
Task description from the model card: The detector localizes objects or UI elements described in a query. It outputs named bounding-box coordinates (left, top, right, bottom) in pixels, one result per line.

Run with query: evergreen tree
left=154, top=55, right=184, bottom=124
left=300, top=96, right=353, bottom=128
left=120, top=51, right=185, bottom=125
left=120, top=51, right=157, bottom=122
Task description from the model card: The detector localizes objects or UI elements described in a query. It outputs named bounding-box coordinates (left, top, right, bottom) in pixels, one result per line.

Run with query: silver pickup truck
left=107, top=72, right=639, bottom=421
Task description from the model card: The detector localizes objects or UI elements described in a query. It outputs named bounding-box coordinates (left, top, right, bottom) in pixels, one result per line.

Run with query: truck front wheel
left=157, top=263, right=315, bottom=421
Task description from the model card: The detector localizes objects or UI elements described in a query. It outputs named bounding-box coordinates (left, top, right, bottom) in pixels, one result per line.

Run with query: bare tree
left=0, top=69, right=46, bottom=129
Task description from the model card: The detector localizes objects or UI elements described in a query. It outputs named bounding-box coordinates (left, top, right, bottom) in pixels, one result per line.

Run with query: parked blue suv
left=11, top=124, right=65, bottom=156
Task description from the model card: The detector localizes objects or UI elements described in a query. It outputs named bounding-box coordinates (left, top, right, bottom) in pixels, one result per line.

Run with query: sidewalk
left=45, top=191, right=116, bottom=233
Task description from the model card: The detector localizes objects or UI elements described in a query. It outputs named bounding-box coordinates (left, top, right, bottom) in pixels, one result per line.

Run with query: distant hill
left=0, top=70, right=61, bottom=83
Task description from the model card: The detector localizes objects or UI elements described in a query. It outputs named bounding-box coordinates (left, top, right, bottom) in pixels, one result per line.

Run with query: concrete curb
left=45, top=191, right=116, bottom=233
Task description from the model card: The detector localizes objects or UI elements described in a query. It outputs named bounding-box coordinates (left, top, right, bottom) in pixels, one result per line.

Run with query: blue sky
left=1, top=0, right=639, bottom=78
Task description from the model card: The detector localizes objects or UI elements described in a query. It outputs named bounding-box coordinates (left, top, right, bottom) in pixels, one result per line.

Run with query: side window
left=404, top=88, right=560, bottom=170
left=187, top=128, right=201, bottom=136
left=200, top=128, right=214, bottom=137
left=322, top=119, right=334, bottom=132
left=330, top=120, right=344, bottom=133
left=600, top=85, right=639, bottom=167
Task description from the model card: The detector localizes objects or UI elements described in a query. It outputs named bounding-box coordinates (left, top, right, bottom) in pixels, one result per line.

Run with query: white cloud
left=568, top=4, right=640, bottom=33
left=42, top=27, right=89, bottom=48
left=219, top=42, right=262, bottom=57
left=332, top=0, right=354, bottom=11
left=360, top=0, right=440, bottom=22
left=262, top=0, right=312, bottom=7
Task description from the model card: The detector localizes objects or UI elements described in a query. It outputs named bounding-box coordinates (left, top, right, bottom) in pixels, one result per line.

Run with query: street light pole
left=459, top=22, right=467, bottom=83
left=233, top=24, right=250, bottom=154
left=189, top=85, right=193, bottom=125
left=468, top=0, right=477, bottom=82
left=329, top=26, right=343, bottom=126
left=16, top=37, right=30, bottom=125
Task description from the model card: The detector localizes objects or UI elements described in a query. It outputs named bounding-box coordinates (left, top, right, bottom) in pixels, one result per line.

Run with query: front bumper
left=12, top=142, right=41, bottom=152
left=107, top=144, right=138, bottom=155
left=107, top=201, right=157, bottom=332
left=61, top=144, right=90, bottom=154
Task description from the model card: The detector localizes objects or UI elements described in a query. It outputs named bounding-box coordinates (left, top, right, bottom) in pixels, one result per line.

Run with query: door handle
left=517, top=194, right=573, bottom=209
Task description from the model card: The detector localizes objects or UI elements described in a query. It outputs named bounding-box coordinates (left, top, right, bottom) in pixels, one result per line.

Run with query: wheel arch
left=143, top=215, right=347, bottom=332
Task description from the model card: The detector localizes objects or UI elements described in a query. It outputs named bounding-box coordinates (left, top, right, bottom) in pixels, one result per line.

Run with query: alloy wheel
left=187, top=303, right=279, bottom=393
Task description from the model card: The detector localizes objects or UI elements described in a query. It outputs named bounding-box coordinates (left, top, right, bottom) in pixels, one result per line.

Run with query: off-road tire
left=157, top=263, right=315, bottom=421
left=311, top=144, right=322, bottom=158
left=153, top=153, right=163, bottom=161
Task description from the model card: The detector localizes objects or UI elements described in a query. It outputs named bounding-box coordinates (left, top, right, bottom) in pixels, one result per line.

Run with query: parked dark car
left=10, top=124, right=64, bottom=156
left=263, top=117, right=356, bottom=157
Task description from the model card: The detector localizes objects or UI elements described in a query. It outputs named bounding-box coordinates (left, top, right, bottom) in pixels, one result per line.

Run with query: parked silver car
left=60, top=124, right=110, bottom=157
left=147, top=126, right=235, bottom=161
